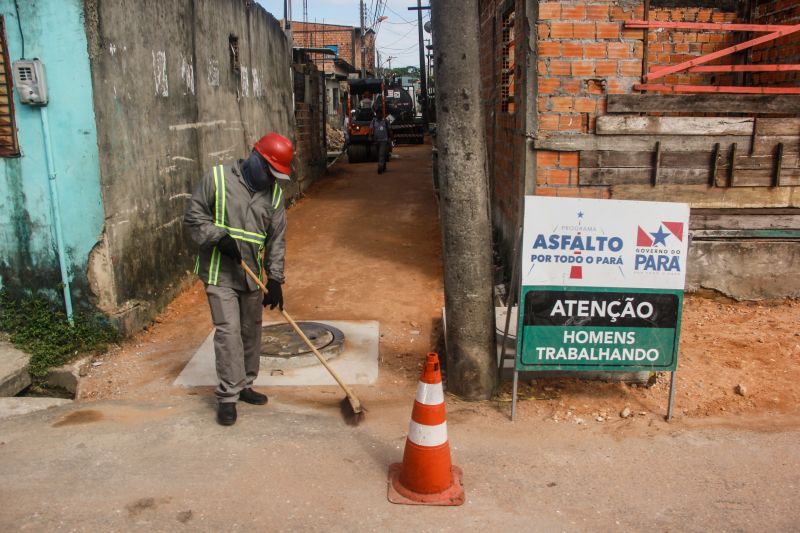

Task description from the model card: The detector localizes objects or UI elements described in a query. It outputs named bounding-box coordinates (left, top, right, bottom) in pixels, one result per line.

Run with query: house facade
left=478, top=0, right=800, bottom=299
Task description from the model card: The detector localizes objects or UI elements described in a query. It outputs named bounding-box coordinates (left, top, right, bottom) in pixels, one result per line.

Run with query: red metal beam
left=626, top=20, right=790, bottom=32
left=684, top=64, right=800, bottom=73
left=633, top=83, right=800, bottom=94
left=646, top=24, right=800, bottom=82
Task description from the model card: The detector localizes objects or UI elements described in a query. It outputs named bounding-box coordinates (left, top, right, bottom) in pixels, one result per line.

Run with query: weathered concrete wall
left=687, top=240, right=800, bottom=300
left=0, top=0, right=105, bottom=304
left=83, top=0, right=295, bottom=331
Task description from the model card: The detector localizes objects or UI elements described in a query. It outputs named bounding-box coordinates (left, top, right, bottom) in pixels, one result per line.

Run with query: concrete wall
left=83, top=0, right=295, bottom=331
left=0, top=0, right=105, bottom=304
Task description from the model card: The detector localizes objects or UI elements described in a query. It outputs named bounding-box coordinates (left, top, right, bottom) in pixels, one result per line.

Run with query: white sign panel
left=521, top=196, right=690, bottom=290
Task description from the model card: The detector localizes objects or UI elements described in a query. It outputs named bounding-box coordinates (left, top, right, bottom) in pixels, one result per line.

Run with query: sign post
left=512, top=196, right=690, bottom=420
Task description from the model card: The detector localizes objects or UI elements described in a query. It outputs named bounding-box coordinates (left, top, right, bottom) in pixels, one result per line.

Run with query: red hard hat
left=254, top=133, right=294, bottom=175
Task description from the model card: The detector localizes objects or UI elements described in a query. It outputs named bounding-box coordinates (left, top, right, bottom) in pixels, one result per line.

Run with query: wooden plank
left=627, top=20, right=789, bottom=32
left=690, top=209, right=800, bottom=230
left=729, top=143, right=738, bottom=186
left=606, top=94, right=800, bottom=114
left=580, top=150, right=713, bottom=168
left=596, top=116, right=753, bottom=136
left=755, top=118, right=800, bottom=136
left=710, top=143, right=721, bottom=187
left=580, top=167, right=709, bottom=186
left=634, top=83, right=800, bottom=95
left=652, top=142, right=661, bottom=186
left=775, top=143, right=784, bottom=187
left=609, top=184, right=800, bottom=208
left=692, top=229, right=800, bottom=239
left=718, top=153, right=800, bottom=170
left=753, top=136, right=800, bottom=155
left=535, top=134, right=752, bottom=152
left=716, top=168, right=800, bottom=187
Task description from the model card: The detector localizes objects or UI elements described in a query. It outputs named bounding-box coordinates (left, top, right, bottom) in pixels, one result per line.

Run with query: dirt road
left=3, top=143, right=799, bottom=531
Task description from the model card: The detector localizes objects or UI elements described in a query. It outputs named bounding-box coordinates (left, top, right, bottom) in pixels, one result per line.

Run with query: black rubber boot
left=217, top=402, right=237, bottom=426
left=239, top=388, right=268, bottom=405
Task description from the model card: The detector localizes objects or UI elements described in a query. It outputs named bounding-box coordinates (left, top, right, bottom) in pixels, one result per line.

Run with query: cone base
left=387, top=463, right=465, bottom=506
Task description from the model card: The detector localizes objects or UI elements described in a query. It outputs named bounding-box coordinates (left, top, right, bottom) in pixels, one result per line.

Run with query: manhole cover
left=260, top=322, right=345, bottom=370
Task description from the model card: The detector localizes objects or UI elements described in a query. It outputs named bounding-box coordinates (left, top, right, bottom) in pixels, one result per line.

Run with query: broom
left=240, top=261, right=366, bottom=426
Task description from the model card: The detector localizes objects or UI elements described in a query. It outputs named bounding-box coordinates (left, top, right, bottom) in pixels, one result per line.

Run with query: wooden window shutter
left=0, top=17, right=19, bottom=158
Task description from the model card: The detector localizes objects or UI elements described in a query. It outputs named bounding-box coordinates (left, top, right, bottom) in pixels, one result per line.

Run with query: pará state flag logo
left=635, top=222, right=685, bottom=273
left=637, top=222, right=684, bottom=247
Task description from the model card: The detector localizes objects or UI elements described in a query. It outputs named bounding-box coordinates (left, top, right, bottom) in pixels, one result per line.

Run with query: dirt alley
left=80, top=142, right=800, bottom=426
left=3, top=143, right=798, bottom=531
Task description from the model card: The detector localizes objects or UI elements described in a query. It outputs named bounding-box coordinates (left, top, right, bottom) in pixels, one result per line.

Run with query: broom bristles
left=340, top=397, right=366, bottom=426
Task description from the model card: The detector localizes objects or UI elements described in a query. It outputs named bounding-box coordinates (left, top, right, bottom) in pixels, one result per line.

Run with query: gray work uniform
left=371, top=118, right=390, bottom=173
left=184, top=161, right=286, bottom=402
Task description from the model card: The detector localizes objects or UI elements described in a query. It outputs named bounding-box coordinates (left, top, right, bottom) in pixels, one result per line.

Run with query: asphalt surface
left=1, top=396, right=799, bottom=532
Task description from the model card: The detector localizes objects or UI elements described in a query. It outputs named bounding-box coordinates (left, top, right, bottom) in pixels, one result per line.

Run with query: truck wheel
left=348, top=144, right=366, bottom=163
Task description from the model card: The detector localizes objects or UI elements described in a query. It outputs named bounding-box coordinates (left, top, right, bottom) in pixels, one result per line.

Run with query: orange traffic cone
left=388, top=352, right=465, bottom=506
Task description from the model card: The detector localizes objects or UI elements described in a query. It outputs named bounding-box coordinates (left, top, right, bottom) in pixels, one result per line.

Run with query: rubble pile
left=327, top=125, right=346, bottom=151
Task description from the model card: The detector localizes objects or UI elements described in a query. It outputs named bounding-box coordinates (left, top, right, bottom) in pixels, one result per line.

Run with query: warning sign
left=516, top=196, right=689, bottom=372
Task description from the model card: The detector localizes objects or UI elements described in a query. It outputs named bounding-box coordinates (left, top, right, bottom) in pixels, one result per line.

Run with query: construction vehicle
left=374, top=78, right=425, bottom=145
left=346, top=78, right=386, bottom=164
left=345, top=77, right=425, bottom=163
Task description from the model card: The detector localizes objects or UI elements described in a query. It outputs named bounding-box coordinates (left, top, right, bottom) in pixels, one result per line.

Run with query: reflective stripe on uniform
left=213, top=165, right=267, bottom=243
left=271, top=184, right=283, bottom=209
left=407, top=420, right=448, bottom=447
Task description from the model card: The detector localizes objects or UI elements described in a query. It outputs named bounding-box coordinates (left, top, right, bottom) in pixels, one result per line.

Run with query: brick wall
left=535, top=1, right=645, bottom=199
left=647, top=6, right=738, bottom=87
left=479, top=0, right=528, bottom=257
left=533, top=1, right=742, bottom=200
left=291, top=62, right=326, bottom=199
left=752, top=0, right=800, bottom=86
left=291, top=22, right=375, bottom=73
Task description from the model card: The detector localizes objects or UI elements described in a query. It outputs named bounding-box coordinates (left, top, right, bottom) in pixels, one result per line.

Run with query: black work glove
left=262, top=279, right=284, bottom=310
left=217, top=234, right=242, bottom=263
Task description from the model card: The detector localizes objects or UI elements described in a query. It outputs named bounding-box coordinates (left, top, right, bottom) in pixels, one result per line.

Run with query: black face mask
left=241, top=150, right=274, bottom=192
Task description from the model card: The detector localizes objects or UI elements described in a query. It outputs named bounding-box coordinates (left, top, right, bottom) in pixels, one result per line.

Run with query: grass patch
left=0, top=291, right=119, bottom=378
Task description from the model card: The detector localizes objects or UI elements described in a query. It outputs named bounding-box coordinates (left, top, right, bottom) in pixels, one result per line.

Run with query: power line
left=385, top=4, right=415, bottom=24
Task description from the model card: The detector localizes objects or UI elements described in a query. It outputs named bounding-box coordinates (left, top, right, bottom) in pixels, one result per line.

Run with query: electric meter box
left=12, top=59, right=48, bottom=105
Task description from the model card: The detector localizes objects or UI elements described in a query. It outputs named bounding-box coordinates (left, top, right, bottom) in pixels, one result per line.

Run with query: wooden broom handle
left=240, top=261, right=360, bottom=402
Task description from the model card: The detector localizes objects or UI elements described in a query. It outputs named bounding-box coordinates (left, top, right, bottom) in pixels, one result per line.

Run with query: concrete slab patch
left=0, top=398, right=72, bottom=420
left=173, top=320, right=379, bottom=387
left=0, top=342, right=31, bottom=397
left=45, top=357, right=92, bottom=395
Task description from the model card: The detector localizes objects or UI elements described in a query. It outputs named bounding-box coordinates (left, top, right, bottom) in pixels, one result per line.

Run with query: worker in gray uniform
left=184, top=133, right=294, bottom=426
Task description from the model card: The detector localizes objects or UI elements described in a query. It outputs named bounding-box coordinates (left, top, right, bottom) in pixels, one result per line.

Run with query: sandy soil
left=79, top=143, right=800, bottom=429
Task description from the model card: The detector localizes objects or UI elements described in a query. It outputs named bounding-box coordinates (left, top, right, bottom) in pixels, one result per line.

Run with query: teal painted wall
left=0, top=0, right=104, bottom=304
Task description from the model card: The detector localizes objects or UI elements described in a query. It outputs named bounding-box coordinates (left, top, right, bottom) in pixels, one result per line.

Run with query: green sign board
left=517, top=286, right=682, bottom=372
left=515, top=196, right=689, bottom=374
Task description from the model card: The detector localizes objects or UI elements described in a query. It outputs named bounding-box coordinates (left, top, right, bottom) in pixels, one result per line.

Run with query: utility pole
left=430, top=0, right=497, bottom=399
left=409, top=1, right=429, bottom=129
left=360, top=0, right=366, bottom=77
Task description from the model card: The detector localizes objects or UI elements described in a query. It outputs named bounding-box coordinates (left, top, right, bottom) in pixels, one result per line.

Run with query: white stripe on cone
left=407, top=420, right=448, bottom=447
left=415, top=381, right=444, bottom=406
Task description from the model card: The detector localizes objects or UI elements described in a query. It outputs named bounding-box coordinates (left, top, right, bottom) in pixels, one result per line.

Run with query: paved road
left=1, top=396, right=798, bottom=532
